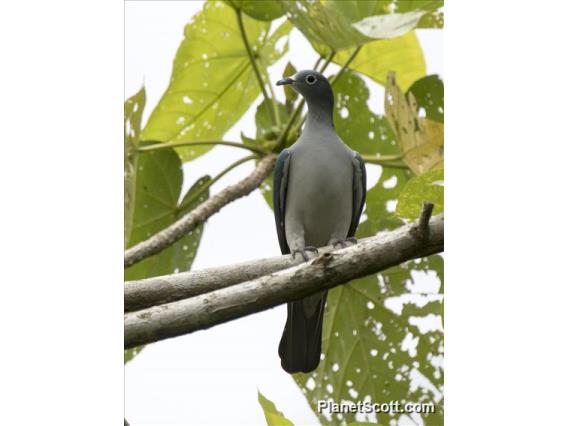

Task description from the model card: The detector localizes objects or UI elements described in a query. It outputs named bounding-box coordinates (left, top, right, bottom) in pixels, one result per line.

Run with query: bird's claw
left=332, top=237, right=358, bottom=248
left=292, top=246, right=319, bottom=261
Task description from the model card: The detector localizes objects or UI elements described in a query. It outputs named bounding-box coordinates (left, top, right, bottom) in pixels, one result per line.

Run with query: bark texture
left=125, top=213, right=443, bottom=349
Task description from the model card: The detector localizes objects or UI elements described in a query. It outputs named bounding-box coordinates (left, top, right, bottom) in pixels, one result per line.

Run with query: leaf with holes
left=333, top=70, right=397, bottom=156
left=333, top=31, right=425, bottom=92
left=124, top=87, right=146, bottom=247
left=408, top=75, right=444, bottom=123
left=142, top=1, right=292, bottom=162
left=397, top=169, right=444, bottom=220
left=385, top=72, right=444, bottom=175
left=281, top=0, right=432, bottom=54
left=258, top=391, right=294, bottom=426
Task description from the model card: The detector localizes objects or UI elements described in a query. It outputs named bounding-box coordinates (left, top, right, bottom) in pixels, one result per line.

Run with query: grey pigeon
left=274, top=70, right=367, bottom=373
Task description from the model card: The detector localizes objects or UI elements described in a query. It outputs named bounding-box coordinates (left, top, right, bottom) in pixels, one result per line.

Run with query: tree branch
left=124, top=212, right=443, bottom=348
left=124, top=154, right=277, bottom=268
left=126, top=240, right=338, bottom=312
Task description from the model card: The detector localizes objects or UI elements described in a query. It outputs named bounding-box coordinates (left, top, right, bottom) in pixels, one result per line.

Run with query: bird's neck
left=305, top=97, right=334, bottom=130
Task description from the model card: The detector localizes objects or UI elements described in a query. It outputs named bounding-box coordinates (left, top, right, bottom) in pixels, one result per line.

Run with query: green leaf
left=333, top=31, right=425, bottom=92
left=228, top=0, right=284, bottom=21
left=281, top=0, right=431, bottom=54
left=124, top=149, right=209, bottom=363
left=333, top=70, right=398, bottom=156
left=142, top=1, right=292, bottom=162
left=124, top=87, right=146, bottom=247
left=396, top=169, right=444, bottom=220
left=282, top=62, right=298, bottom=110
left=385, top=72, right=444, bottom=175
left=257, top=391, right=294, bottom=426
left=392, top=0, right=444, bottom=28
left=125, top=146, right=209, bottom=281
left=408, top=75, right=444, bottom=123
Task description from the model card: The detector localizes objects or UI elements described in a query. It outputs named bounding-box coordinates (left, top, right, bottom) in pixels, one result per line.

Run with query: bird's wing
left=273, top=149, right=291, bottom=254
left=348, top=152, right=367, bottom=238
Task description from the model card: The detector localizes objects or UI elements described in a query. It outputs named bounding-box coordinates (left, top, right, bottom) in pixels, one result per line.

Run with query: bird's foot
left=292, top=246, right=319, bottom=261
left=331, top=237, right=358, bottom=249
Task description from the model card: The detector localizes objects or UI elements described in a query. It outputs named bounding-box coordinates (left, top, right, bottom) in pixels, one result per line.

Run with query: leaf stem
left=177, top=154, right=258, bottom=212
left=235, top=10, right=276, bottom=124
left=137, top=140, right=268, bottom=156
left=329, top=45, right=362, bottom=85
left=361, top=155, right=409, bottom=169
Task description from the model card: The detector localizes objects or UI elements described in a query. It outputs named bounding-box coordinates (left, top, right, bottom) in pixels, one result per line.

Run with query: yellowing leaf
left=258, top=391, right=294, bottom=426
left=385, top=72, right=444, bottom=175
left=333, top=31, right=425, bottom=91
left=142, top=1, right=291, bottom=162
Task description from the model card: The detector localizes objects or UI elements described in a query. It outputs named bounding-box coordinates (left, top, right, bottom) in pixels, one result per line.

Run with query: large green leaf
left=408, top=74, right=444, bottom=123
left=291, top=75, right=443, bottom=425
left=333, top=70, right=397, bottom=156
left=228, top=0, right=284, bottom=21
left=124, top=87, right=146, bottom=247
left=280, top=0, right=434, bottom=54
left=257, top=391, right=294, bottom=426
left=333, top=31, right=425, bottom=92
left=124, top=148, right=210, bottom=364
left=396, top=169, right=444, bottom=220
left=142, top=1, right=292, bottom=162
left=125, top=146, right=209, bottom=281
left=385, top=72, right=444, bottom=175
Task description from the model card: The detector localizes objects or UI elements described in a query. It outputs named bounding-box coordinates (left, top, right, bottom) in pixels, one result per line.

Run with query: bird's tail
left=278, top=290, right=327, bottom=374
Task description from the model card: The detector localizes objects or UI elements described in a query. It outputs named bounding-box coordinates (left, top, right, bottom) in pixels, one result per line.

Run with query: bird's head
left=277, top=70, right=334, bottom=111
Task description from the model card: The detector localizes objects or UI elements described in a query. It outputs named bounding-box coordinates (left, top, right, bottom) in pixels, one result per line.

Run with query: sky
left=125, top=2, right=443, bottom=425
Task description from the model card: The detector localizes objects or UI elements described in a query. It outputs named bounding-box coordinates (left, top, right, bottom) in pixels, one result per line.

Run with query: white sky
left=125, top=2, right=443, bottom=425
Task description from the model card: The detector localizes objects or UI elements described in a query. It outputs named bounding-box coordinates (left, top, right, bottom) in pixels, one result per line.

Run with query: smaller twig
left=137, top=140, right=267, bottom=156
left=361, top=155, right=409, bottom=169
left=412, top=202, right=434, bottom=240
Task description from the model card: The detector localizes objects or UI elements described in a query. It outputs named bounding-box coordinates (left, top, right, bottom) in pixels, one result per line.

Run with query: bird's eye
left=305, top=74, right=317, bottom=85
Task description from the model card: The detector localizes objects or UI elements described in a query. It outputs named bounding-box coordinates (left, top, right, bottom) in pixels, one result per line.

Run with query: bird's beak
left=276, top=77, right=295, bottom=86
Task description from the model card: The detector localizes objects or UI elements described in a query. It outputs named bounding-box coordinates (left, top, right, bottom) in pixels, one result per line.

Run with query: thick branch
left=124, top=154, right=277, bottom=267
left=124, top=213, right=443, bottom=348
left=127, top=241, right=340, bottom=312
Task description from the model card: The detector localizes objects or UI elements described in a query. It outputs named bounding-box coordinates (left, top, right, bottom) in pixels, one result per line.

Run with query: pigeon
left=274, top=70, right=366, bottom=373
